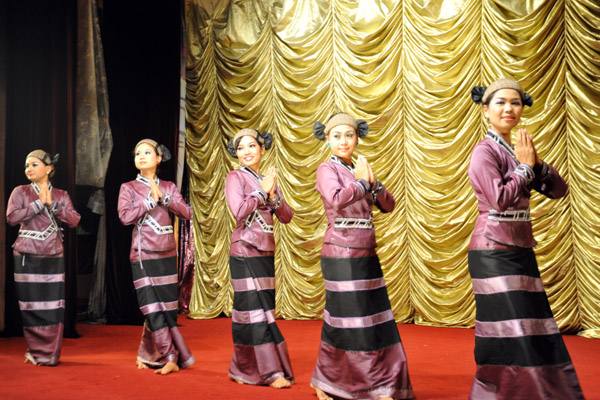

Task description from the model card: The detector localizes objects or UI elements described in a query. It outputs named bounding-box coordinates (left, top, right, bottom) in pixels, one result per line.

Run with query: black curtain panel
left=2, top=0, right=79, bottom=337
left=101, top=0, right=182, bottom=324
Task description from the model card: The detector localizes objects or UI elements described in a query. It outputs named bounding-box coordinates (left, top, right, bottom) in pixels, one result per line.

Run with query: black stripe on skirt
left=131, top=256, right=178, bottom=332
left=320, top=255, right=400, bottom=352
left=469, top=249, right=573, bottom=368
left=14, top=255, right=64, bottom=327
left=230, top=255, right=285, bottom=347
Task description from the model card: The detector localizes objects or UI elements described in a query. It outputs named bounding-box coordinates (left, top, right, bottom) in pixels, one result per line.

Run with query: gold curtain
left=184, top=0, right=600, bottom=337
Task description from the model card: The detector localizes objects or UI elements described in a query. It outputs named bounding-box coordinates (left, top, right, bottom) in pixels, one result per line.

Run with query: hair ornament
left=471, top=86, right=486, bottom=104
left=356, top=120, right=369, bottom=138
left=313, top=121, right=326, bottom=141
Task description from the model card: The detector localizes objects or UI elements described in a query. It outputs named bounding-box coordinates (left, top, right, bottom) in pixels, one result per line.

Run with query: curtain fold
left=76, top=0, right=113, bottom=323
left=184, top=0, right=600, bottom=336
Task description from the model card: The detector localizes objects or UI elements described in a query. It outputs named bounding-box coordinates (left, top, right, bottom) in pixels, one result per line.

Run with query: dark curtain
left=2, top=0, right=183, bottom=333
left=1, top=0, right=79, bottom=337
left=0, top=0, right=7, bottom=332
left=101, top=0, right=183, bottom=324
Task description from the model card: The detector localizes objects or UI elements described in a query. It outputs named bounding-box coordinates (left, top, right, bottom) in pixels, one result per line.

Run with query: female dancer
left=224, top=128, right=294, bottom=389
left=311, top=113, right=413, bottom=400
left=468, top=79, right=584, bottom=399
left=118, top=139, right=195, bottom=375
left=6, top=150, right=80, bottom=366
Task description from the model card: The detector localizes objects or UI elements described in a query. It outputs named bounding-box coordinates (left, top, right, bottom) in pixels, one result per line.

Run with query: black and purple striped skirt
left=468, top=249, right=584, bottom=399
left=131, top=256, right=195, bottom=369
left=228, top=252, right=294, bottom=385
left=311, top=252, right=414, bottom=399
left=14, top=253, right=65, bottom=366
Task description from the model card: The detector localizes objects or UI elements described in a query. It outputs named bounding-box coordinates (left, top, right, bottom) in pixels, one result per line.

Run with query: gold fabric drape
left=184, top=0, right=600, bottom=337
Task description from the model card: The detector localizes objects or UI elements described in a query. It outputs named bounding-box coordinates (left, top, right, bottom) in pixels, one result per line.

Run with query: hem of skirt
left=136, top=353, right=178, bottom=368
left=310, top=376, right=414, bottom=399
left=25, top=351, right=59, bottom=366
left=229, top=371, right=288, bottom=386
left=179, top=354, right=195, bottom=369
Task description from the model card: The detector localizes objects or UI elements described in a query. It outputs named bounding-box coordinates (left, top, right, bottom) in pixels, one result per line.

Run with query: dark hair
left=227, top=130, right=273, bottom=158
left=471, top=86, right=533, bottom=107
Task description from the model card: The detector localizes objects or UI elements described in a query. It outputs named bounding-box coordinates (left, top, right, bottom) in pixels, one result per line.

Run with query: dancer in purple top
left=467, top=79, right=584, bottom=399
left=6, top=150, right=80, bottom=366
left=118, top=139, right=195, bottom=375
left=225, top=128, right=295, bottom=389
left=310, top=113, right=413, bottom=400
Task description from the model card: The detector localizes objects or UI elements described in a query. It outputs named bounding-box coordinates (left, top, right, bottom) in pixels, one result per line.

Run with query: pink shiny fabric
left=229, top=341, right=294, bottom=386
left=225, top=169, right=294, bottom=252
left=118, top=179, right=191, bottom=261
left=469, top=364, right=584, bottom=400
left=6, top=185, right=80, bottom=255
left=312, top=341, right=413, bottom=399
left=471, top=275, right=545, bottom=294
left=316, top=161, right=395, bottom=249
left=137, top=324, right=195, bottom=368
left=475, top=318, right=560, bottom=338
left=468, top=136, right=567, bottom=249
left=23, top=324, right=64, bottom=366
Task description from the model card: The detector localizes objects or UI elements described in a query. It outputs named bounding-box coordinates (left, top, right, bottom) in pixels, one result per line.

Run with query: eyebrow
left=494, top=97, right=521, bottom=101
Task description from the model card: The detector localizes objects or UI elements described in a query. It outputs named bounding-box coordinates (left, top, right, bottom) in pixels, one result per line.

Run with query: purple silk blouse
left=468, top=131, right=567, bottom=249
left=225, top=167, right=294, bottom=254
left=118, top=175, right=191, bottom=261
left=315, top=156, right=395, bottom=250
left=7, top=183, right=80, bottom=256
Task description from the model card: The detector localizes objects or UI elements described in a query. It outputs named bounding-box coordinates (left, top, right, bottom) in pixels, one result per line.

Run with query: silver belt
left=334, top=217, right=373, bottom=229
left=488, top=209, right=531, bottom=222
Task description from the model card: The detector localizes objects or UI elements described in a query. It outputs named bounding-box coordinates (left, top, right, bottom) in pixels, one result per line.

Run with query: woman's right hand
left=515, top=129, right=537, bottom=168
left=354, top=155, right=370, bottom=182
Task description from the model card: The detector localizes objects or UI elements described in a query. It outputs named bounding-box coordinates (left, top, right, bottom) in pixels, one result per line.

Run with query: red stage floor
left=0, top=316, right=598, bottom=399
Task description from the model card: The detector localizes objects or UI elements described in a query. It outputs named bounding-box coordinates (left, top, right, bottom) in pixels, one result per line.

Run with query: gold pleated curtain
left=184, top=0, right=600, bottom=337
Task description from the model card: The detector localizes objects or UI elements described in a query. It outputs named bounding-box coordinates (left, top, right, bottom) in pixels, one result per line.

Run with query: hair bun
left=356, top=120, right=369, bottom=138
left=158, top=145, right=172, bottom=162
left=313, top=121, right=326, bottom=141
left=471, top=86, right=486, bottom=104
left=227, top=138, right=237, bottom=158
left=522, top=93, right=533, bottom=107
left=259, top=131, right=273, bottom=150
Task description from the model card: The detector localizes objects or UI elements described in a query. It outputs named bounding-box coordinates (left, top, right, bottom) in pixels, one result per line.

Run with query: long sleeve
left=51, top=192, right=80, bottom=228
left=6, top=186, right=44, bottom=226
left=225, top=172, right=265, bottom=222
left=271, top=187, right=294, bottom=224
left=316, top=163, right=369, bottom=211
left=372, top=181, right=395, bottom=213
left=163, top=182, right=192, bottom=220
left=468, top=145, right=530, bottom=212
left=118, top=183, right=151, bottom=226
left=532, top=161, right=568, bottom=199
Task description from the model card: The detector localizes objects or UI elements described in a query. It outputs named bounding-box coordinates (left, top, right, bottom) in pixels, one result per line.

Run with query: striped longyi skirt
left=14, top=253, right=65, bottom=366
left=228, top=244, right=294, bottom=385
left=132, top=256, right=195, bottom=369
left=311, top=247, right=413, bottom=399
left=468, top=249, right=584, bottom=399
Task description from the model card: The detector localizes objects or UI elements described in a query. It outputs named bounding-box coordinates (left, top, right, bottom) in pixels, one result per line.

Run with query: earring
left=327, top=143, right=330, bottom=147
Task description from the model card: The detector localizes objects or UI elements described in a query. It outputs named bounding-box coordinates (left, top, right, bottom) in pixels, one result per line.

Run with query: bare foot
left=154, top=361, right=179, bottom=375
left=230, top=377, right=245, bottom=385
left=136, top=360, right=149, bottom=369
left=270, top=377, right=292, bottom=389
left=311, top=383, right=333, bottom=400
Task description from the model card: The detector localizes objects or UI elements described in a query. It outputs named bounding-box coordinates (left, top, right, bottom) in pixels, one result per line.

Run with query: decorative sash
left=334, top=217, right=374, bottom=229
left=245, top=210, right=274, bottom=233
left=488, top=209, right=531, bottom=222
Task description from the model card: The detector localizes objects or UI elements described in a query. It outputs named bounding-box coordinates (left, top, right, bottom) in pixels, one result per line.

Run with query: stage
left=0, top=315, right=598, bottom=399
